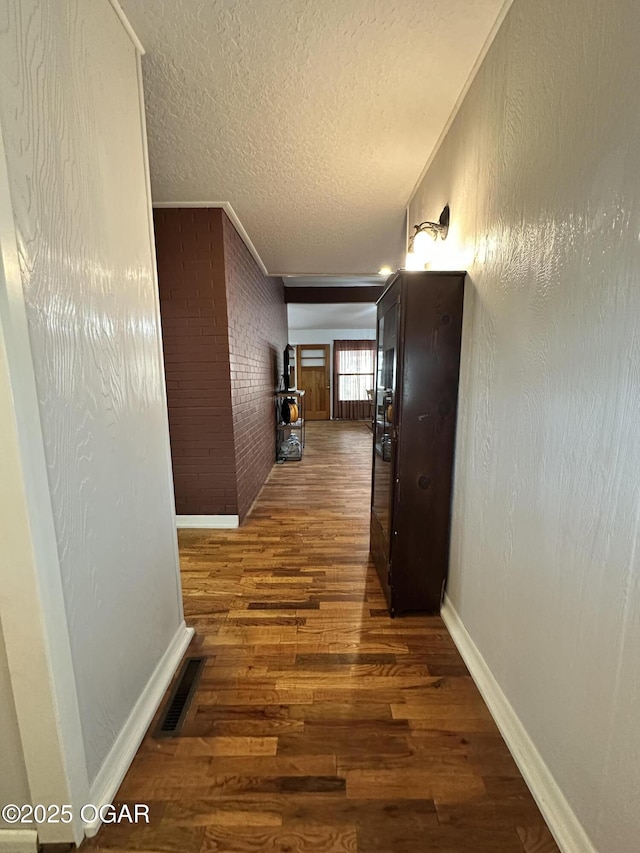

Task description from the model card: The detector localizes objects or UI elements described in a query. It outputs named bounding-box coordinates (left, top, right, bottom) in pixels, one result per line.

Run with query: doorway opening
left=296, top=343, right=331, bottom=420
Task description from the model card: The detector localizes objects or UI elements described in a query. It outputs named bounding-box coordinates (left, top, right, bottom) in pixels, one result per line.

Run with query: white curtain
left=333, top=340, right=376, bottom=418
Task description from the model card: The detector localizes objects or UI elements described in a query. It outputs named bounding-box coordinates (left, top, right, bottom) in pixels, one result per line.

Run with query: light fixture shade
left=406, top=229, right=435, bottom=269
left=405, top=251, right=425, bottom=271
left=412, top=229, right=435, bottom=255
left=404, top=205, right=450, bottom=270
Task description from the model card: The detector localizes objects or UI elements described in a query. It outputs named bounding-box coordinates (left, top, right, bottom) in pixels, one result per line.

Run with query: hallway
left=89, top=421, right=557, bottom=853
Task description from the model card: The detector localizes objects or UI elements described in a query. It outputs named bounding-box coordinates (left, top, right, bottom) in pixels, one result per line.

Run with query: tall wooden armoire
left=370, top=270, right=465, bottom=615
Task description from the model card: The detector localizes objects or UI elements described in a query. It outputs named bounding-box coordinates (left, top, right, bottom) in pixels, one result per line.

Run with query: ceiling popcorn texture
left=122, top=0, right=506, bottom=275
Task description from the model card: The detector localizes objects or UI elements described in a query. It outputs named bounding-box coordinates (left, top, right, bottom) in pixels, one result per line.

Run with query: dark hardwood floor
left=85, top=420, right=558, bottom=853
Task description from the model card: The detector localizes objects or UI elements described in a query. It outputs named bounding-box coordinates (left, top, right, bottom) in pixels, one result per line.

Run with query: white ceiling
left=122, top=0, right=507, bottom=276
left=288, top=303, right=377, bottom=330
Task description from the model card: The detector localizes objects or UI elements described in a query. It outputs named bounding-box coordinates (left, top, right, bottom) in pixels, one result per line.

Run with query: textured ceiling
left=122, top=0, right=506, bottom=275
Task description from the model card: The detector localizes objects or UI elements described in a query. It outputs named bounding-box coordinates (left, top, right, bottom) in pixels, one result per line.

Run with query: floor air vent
left=155, top=656, right=205, bottom=737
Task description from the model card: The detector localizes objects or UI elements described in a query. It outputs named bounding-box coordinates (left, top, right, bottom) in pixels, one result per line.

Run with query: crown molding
left=107, top=0, right=145, bottom=54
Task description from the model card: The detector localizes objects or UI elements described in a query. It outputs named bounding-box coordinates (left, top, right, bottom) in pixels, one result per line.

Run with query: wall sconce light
left=405, top=205, right=450, bottom=269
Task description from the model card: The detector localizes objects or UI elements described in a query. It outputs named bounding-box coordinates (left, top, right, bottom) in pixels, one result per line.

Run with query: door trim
left=297, top=344, right=331, bottom=420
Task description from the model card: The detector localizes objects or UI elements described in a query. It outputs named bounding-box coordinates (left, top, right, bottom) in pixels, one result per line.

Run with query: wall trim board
left=441, top=596, right=596, bottom=853
left=0, top=830, right=38, bottom=853
left=107, top=0, right=145, bottom=54
left=84, top=622, right=194, bottom=837
left=176, top=514, right=240, bottom=529
left=152, top=202, right=269, bottom=276
left=405, top=0, right=515, bottom=206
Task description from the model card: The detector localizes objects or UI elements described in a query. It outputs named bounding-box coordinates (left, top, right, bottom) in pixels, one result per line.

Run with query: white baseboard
left=441, top=596, right=596, bottom=853
left=84, top=621, right=194, bottom=837
left=0, top=830, right=38, bottom=852
left=176, top=514, right=239, bottom=529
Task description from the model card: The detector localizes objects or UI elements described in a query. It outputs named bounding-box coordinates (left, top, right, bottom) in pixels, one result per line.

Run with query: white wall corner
left=0, top=830, right=38, bottom=853
left=176, top=514, right=240, bottom=529
left=85, top=621, right=194, bottom=837
left=135, top=50, right=185, bottom=628
left=441, top=596, right=597, bottom=853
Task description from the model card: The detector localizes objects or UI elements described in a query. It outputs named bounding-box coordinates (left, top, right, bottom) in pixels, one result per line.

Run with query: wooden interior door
left=297, top=344, right=330, bottom=420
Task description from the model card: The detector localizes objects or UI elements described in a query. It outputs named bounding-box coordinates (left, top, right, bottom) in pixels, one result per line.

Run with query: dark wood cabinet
left=370, top=270, right=465, bottom=615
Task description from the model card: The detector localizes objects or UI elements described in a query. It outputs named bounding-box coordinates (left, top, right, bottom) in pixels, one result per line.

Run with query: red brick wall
left=222, top=213, right=287, bottom=520
left=154, top=208, right=238, bottom=516
left=154, top=207, right=286, bottom=521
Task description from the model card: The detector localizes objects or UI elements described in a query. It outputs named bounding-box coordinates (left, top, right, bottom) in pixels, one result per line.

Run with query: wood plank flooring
left=85, top=421, right=558, bottom=853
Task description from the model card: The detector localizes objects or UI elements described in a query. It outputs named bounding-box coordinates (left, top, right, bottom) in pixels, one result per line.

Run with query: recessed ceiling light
left=378, top=266, right=392, bottom=276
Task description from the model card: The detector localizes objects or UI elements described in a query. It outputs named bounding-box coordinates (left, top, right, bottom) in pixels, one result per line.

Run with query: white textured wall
left=409, top=1, right=640, bottom=850
left=287, top=302, right=377, bottom=331
left=0, top=0, right=183, bottom=785
left=288, top=328, right=376, bottom=343
left=0, top=622, right=29, bottom=827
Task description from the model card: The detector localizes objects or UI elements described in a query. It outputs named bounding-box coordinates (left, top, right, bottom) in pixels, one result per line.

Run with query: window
left=333, top=339, right=376, bottom=419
